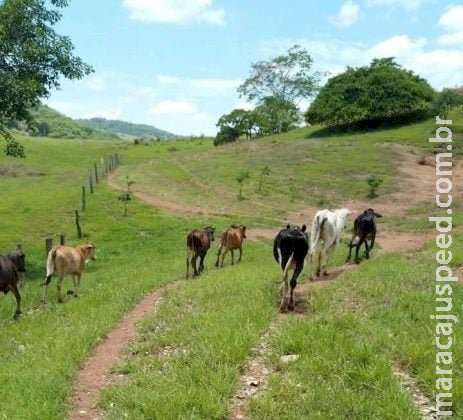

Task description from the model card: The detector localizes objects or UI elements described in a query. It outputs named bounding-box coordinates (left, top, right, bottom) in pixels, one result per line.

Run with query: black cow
left=346, top=208, right=383, bottom=263
left=186, top=226, right=216, bottom=278
left=273, top=224, right=309, bottom=312
left=0, top=247, right=26, bottom=319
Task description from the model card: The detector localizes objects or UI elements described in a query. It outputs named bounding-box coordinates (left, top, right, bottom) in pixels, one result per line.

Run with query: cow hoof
left=355, top=260, right=360, bottom=265
left=13, top=311, right=21, bottom=320
left=288, top=303, right=295, bottom=311
left=57, top=299, right=64, bottom=304
left=67, top=290, right=75, bottom=295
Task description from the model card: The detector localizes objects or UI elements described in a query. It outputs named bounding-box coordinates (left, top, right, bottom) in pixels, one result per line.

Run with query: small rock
left=280, top=354, right=299, bottom=363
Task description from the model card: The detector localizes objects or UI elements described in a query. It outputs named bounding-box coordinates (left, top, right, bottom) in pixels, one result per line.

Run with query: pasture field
left=0, top=117, right=461, bottom=419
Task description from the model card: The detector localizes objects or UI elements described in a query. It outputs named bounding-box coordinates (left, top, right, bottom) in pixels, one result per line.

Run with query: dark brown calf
left=346, top=208, right=382, bottom=264
left=215, top=224, right=246, bottom=268
left=0, top=247, right=26, bottom=319
left=186, top=226, right=215, bottom=279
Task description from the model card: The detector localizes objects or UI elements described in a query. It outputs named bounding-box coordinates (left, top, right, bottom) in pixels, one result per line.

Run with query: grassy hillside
left=0, top=117, right=461, bottom=418
left=78, top=117, right=178, bottom=140
left=27, top=104, right=120, bottom=140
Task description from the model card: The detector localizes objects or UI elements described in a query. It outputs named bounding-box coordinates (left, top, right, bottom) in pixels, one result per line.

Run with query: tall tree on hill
left=237, top=45, right=322, bottom=134
left=0, top=0, right=93, bottom=157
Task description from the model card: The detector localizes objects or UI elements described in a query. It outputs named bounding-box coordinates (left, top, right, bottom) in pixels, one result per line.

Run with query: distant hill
left=28, top=105, right=120, bottom=140
left=77, top=118, right=177, bottom=139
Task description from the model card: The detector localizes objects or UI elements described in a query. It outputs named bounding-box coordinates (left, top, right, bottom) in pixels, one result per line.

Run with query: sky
left=46, top=0, right=463, bottom=136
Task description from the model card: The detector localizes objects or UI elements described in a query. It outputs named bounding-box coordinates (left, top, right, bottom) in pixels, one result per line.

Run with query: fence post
left=59, top=234, right=66, bottom=245
left=94, top=162, right=99, bottom=184
left=45, top=238, right=53, bottom=258
left=82, top=186, right=86, bottom=212
left=75, top=210, right=82, bottom=239
left=89, top=171, right=94, bottom=194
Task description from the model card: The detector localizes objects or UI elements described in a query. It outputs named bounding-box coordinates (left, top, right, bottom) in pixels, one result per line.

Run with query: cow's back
left=0, top=256, right=17, bottom=288
left=274, top=228, right=309, bottom=264
left=187, top=231, right=210, bottom=253
left=53, top=246, right=84, bottom=275
left=221, top=228, right=242, bottom=249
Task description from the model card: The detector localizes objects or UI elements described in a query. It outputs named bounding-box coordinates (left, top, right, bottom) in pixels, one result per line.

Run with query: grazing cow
left=42, top=241, right=96, bottom=303
left=186, top=226, right=215, bottom=279
left=346, top=208, right=383, bottom=264
left=273, top=224, right=309, bottom=312
left=215, top=224, right=247, bottom=268
left=0, top=247, right=26, bottom=319
left=309, top=208, right=352, bottom=278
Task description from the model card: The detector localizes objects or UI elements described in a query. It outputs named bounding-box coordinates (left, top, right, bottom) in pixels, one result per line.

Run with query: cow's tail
left=308, top=216, right=327, bottom=261
left=41, top=249, right=56, bottom=286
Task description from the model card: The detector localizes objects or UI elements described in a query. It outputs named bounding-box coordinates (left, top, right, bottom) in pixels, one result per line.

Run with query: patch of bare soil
left=67, top=282, right=179, bottom=420
left=394, top=367, right=437, bottom=419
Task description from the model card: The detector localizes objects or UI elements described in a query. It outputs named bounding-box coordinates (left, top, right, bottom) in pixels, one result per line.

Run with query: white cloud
left=234, top=101, right=255, bottom=111
left=367, top=34, right=427, bottom=57
left=122, top=0, right=225, bottom=25
left=330, top=1, right=360, bottom=27
left=365, top=0, right=425, bottom=12
left=148, top=100, right=197, bottom=115
left=438, top=5, right=463, bottom=46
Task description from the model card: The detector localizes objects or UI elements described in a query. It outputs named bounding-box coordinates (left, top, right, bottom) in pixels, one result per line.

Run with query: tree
left=216, top=109, right=258, bottom=140
left=237, top=44, right=322, bottom=105
left=433, top=88, right=463, bottom=120
left=305, top=58, right=436, bottom=128
left=214, top=125, right=241, bottom=146
left=0, top=0, right=93, bottom=157
left=236, top=170, right=250, bottom=200
left=254, top=96, right=301, bottom=134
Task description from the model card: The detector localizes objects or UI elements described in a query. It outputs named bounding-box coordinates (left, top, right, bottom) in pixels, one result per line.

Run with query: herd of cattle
left=0, top=208, right=381, bottom=319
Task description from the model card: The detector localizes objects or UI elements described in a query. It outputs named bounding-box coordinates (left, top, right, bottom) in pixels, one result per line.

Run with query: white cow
left=309, top=208, right=352, bottom=278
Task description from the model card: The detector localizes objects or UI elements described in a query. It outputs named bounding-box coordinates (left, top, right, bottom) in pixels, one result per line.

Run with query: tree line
left=215, top=47, right=463, bottom=145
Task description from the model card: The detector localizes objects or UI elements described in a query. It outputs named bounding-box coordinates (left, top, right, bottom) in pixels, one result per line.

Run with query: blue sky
left=46, top=0, right=463, bottom=136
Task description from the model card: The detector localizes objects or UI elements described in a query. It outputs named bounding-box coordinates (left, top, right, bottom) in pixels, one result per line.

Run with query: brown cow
left=186, top=227, right=215, bottom=279
left=215, top=224, right=247, bottom=268
left=0, top=247, right=26, bottom=319
left=42, top=241, right=96, bottom=303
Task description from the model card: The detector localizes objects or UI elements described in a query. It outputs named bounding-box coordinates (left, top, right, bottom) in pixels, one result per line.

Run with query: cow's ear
left=301, top=224, right=307, bottom=232
left=286, top=224, right=291, bottom=229
left=374, top=213, right=383, bottom=218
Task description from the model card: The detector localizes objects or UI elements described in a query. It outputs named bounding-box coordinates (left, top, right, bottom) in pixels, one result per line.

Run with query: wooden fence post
left=59, top=234, right=66, bottom=245
left=89, top=171, right=94, bottom=194
left=75, top=210, right=82, bottom=239
left=45, top=238, right=53, bottom=258
left=94, top=162, right=99, bottom=184
left=82, top=186, right=86, bottom=212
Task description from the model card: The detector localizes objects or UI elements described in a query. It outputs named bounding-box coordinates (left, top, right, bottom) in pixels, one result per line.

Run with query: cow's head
left=83, top=241, right=96, bottom=262
left=238, top=224, right=247, bottom=239
left=204, top=226, right=216, bottom=242
left=366, top=208, right=383, bottom=218
left=9, top=248, right=26, bottom=281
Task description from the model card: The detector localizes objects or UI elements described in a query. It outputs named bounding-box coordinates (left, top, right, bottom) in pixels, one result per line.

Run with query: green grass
left=0, top=115, right=462, bottom=418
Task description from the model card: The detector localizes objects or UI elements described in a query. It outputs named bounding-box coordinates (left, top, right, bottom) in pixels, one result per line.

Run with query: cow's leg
left=9, top=283, right=21, bottom=319
left=73, top=274, right=81, bottom=297
left=346, top=240, right=354, bottom=262
left=354, top=238, right=364, bottom=264
left=192, top=254, right=199, bottom=276
left=316, top=248, right=323, bottom=277
left=215, top=245, right=223, bottom=268
left=370, top=232, right=376, bottom=250
left=199, top=253, right=206, bottom=274
left=230, top=249, right=235, bottom=265
left=288, top=262, right=304, bottom=311
left=364, top=240, right=371, bottom=260
left=237, top=246, right=242, bottom=263
left=280, top=254, right=293, bottom=312
left=322, top=243, right=336, bottom=276
left=57, top=276, right=64, bottom=303
left=186, top=255, right=190, bottom=279
left=220, top=248, right=229, bottom=267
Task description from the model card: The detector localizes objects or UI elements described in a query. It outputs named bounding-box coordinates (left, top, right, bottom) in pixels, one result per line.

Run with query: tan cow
left=215, top=224, right=247, bottom=268
left=42, top=241, right=96, bottom=303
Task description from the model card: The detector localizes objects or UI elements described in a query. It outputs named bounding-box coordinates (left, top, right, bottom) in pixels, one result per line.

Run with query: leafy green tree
left=236, top=170, right=250, bottom=200
left=214, top=126, right=241, bottom=146
left=237, top=44, right=322, bottom=105
left=0, top=0, right=93, bottom=156
left=216, top=109, right=258, bottom=140
left=305, top=58, right=436, bottom=128
left=433, top=87, right=463, bottom=120
left=254, top=96, right=301, bottom=134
